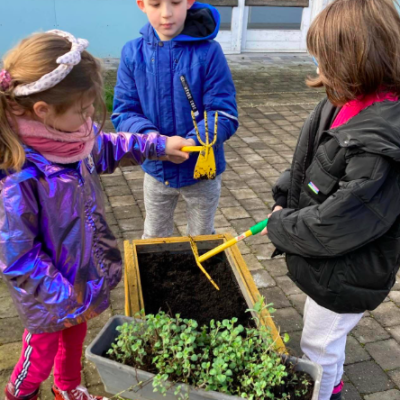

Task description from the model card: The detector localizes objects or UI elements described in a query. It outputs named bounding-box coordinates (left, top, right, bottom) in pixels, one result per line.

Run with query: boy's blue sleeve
left=112, top=44, right=158, bottom=134
left=186, top=42, right=238, bottom=146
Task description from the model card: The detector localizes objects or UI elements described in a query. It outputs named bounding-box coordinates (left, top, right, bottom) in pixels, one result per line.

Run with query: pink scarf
left=331, top=92, right=398, bottom=129
left=13, top=117, right=95, bottom=164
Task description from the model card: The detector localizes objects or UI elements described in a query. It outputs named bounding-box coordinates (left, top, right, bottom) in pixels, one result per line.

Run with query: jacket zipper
left=170, top=45, right=178, bottom=185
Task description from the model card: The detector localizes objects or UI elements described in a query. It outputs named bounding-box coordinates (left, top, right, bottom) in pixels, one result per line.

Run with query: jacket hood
left=140, top=2, right=220, bottom=43
left=331, top=100, right=400, bottom=162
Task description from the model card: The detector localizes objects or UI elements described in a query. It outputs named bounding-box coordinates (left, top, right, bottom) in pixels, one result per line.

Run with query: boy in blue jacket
left=112, top=0, right=238, bottom=238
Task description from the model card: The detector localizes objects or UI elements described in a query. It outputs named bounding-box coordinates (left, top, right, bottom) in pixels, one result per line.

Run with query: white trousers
left=301, top=297, right=363, bottom=400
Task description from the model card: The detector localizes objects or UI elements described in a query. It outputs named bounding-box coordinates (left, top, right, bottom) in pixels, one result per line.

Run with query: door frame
left=215, top=0, right=328, bottom=54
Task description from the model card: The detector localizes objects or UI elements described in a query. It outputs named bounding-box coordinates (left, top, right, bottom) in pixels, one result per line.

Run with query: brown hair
left=307, top=0, right=400, bottom=106
left=0, top=32, right=106, bottom=171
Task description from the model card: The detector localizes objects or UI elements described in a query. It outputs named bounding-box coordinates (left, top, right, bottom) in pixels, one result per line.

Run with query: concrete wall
left=0, top=0, right=148, bottom=58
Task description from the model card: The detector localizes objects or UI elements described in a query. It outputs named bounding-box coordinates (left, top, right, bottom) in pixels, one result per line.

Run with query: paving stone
left=365, top=390, right=400, bottom=400
left=118, top=217, right=144, bottom=232
left=218, top=196, right=240, bottom=208
left=342, top=383, right=363, bottom=400
left=262, top=258, right=288, bottom=277
left=0, top=342, right=21, bottom=372
left=251, top=269, right=276, bottom=288
left=123, top=170, right=145, bottom=180
left=224, top=179, right=249, bottom=190
left=389, top=291, right=400, bottom=306
left=242, top=253, right=264, bottom=271
left=244, top=233, right=271, bottom=245
left=250, top=243, right=276, bottom=260
left=112, top=205, right=142, bottom=220
left=388, top=369, right=400, bottom=388
left=230, top=188, right=258, bottom=200
left=344, top=336, right=371, bottom=365
left=123, top=230, right=144, bottom=240
left=0, top=296, right=18, bottom=319
left=259, top=287, right=291, bottom=309
left=104, top=185, right=131, bottom=196
left=110, top=287, right=125, bottom=311
left=100, top=175, right=127, bottom=187
left=230, top=218, right=256, bottom=233
left=365, top=339, right=400, bottom=371
left=352, top=317, right=391, bottom=344
left=289, top=293, right=307, bottom=315
left=212, top=214, right=231, bottom=228
left=238, top=197, right=268, bottom=211
left=273, top=307, right=303, bottom=333
left=109, top=195, right=136, bottom=207
left=372, top=302, right=400, bottom=327
left=276, top=275, right=304, bottom=296
left=0, top=279, right=9, bottom=299
left=220, top=207, right=250, bottom=220
left=345, top=361, right=394, bottom=394
left=248, top=208, right=272, bottom=222
left=88, top=308, right=113, bottom=330
left=0, top=317, right=24, bottom=345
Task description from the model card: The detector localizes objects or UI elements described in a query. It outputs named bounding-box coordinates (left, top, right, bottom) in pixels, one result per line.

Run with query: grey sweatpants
left=143, top=173, right=222, bottom=238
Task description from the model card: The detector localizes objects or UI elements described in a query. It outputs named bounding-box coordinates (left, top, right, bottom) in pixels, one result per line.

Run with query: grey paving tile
left=372, top=303, right=400, bottom=328
left=273, top=307, right=303, bottom=333
left=345, top=361, right=394, bottom=394
left=365, top=339, right=400, bottom=371
left=352, top=317, right=391, bottom=344
left=344, top=336, right=371, bottom=365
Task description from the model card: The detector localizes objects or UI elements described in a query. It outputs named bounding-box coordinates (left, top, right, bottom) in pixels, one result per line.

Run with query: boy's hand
left=261, top=206, right=283, bottom=236
left=160, top=136, right=194, bottom=164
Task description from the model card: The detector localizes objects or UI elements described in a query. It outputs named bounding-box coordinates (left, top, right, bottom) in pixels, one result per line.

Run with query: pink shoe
left=4, top=382, right=39, bottom=400
left=330, top=380, right=344, bottom=400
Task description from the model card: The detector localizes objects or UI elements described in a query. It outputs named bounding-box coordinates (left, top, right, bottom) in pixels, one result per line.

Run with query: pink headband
left=0, top=70, right=12, bottom=92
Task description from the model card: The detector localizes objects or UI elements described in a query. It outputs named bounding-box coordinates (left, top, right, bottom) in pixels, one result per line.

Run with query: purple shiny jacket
left=0, top=129, right=165, bottom=334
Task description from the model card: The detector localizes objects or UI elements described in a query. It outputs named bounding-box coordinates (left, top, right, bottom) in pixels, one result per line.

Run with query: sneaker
left=52, top=385, right=109, bottom=400
left=330, top=381, right=344, bottom=400
left=4, top=382, right=39, bottom=400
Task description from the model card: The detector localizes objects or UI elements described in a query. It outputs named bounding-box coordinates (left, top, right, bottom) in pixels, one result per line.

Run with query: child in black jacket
left=263, top=0, right=400, bottom=398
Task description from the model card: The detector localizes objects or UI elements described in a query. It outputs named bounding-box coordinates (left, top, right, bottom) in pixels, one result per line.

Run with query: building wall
left=0, top=0, right=148, bottom=58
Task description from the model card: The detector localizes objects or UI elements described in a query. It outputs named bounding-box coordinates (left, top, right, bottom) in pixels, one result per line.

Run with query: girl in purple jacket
left=0, top=30, right=191, bottom=400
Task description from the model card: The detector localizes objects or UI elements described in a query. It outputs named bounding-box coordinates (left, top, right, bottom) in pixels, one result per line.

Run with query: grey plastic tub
left=86, top=316, right=322, bottom=400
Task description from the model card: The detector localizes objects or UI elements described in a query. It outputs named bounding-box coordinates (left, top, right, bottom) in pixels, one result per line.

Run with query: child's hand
left=160, top=136, right=193, bottom=164
left=261, top=206, right=283, bottom=236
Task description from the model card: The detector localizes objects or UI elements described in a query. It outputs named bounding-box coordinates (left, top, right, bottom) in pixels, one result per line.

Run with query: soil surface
left=137, top=250, right=255, bottom=327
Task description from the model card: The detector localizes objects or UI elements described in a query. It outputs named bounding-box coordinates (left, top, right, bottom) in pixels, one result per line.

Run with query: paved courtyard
left=2, top=53, right=400, bottom=400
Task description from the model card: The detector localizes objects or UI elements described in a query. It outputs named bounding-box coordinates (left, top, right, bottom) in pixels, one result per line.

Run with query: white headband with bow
left=13, top=30, right=89, bottom=97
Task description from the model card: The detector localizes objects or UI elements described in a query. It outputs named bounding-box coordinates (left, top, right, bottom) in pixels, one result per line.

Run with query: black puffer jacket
left=268, top=98, right=400, bottom=313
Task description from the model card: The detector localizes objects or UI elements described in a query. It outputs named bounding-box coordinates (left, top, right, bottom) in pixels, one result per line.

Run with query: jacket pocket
left=305, top=158, right=339, bottom=200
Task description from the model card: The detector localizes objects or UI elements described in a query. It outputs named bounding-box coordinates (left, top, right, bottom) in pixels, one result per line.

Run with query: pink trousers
left=10, top=322, right=87, bottom=397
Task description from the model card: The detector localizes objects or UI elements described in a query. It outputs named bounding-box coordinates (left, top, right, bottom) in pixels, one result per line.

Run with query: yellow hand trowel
left=189, top=219, right=269, bottom=291
left=182, top=111, right=217, bottom=180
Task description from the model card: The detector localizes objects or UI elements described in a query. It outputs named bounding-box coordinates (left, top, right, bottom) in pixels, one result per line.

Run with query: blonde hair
left=0, top=32, right=106, bottom=171
left=306, top=0, right=400, bottom=106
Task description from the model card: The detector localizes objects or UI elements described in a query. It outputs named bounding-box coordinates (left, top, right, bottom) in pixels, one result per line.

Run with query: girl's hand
left=261, top=206, right=283, bottom=236
left=160, top=136, right=194, bottom=164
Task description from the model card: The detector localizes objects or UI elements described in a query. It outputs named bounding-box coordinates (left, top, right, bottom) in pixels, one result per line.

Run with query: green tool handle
left=249, top=219, right=269, bottom=235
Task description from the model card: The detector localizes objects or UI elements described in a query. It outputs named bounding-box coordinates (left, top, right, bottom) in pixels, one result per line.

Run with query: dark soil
left=137, top=250, right=255, bottom=328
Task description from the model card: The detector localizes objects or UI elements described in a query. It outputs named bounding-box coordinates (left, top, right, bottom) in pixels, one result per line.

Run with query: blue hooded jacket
left=112, top=2, right=238, bottom=188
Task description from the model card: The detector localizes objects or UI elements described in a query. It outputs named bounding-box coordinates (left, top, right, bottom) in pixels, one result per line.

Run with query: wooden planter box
left=123, top=234, right=285, bottom=352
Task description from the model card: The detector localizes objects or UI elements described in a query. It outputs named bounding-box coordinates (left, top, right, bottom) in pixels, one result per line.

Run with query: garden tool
left=189, top=219, right=269, bottom=291
left=181, top=111, right=217, bottom=180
